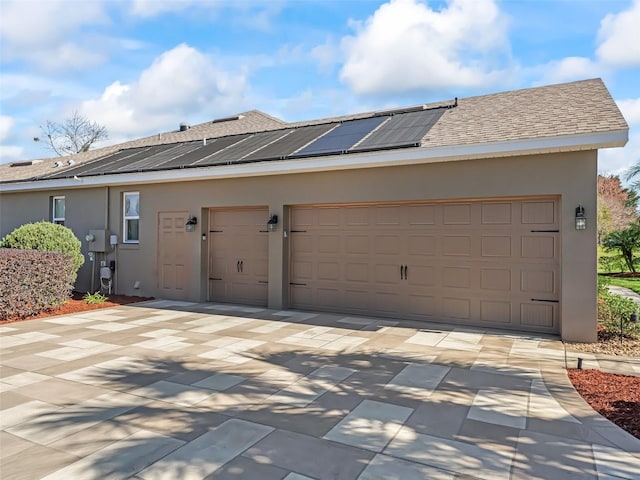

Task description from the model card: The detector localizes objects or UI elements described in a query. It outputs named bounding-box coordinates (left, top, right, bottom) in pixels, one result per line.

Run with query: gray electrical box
left=88, top=229, right=110, bottom=252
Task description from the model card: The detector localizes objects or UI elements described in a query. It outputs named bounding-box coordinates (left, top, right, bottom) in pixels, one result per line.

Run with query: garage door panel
left=375, top=235, right=402, bottom=255
left=482, top=203, right=512, bottom=224
left=521, top=303, right=556, bottom=328
left=345, top=206, right=370, bottom=226
left=480, top=301, right=512, bottom=324
left=443, top=236, right=471, bottom=256
left=318, top=208, right=340, bottom=226
left=292, top=208, right=315, bottom=226
left=346, top=235, right=369, bottom=254
left=374, top=264, right=402, bottom=285
left=443, top=204, right=471, bottom=224
left=290, top=198, right=559, bottom=334
left=375, top=206, right=404, bottom=226
left=408, top=235, right=436, bottom=255
left=346, top=262, right=369, bottom=282
left=521, top=236, right=556, bottom=259
left=522, top=201, right=555, bottom=224
left=318, top=235, right=341, bottom=254
left=408, top=204, right=437, bottom=225
left=318, top=262, right=340, bottom=281
left=442, top=297, right=471, bottom=319
left=443, top=267, right=471, bottom=289
left=481, top=236, right=511, bottom=257
left=406, top=294, right=437, bottom=316
left=291, top=260, right=313, bottom=281
left=292, top=235, right=314, bottom=254
left=406, top=265, right=435, bottom=287
left=480, top=269, right=511, bottom=291
left=374, top=290, right=405, bottom=313
left=521, top=270, right=556, bottom=295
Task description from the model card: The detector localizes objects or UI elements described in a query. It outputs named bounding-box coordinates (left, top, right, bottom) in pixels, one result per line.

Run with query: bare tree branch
left=34, top=111, right=108, bottom=156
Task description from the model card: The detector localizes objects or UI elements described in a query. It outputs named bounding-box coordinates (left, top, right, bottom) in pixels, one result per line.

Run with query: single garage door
left=289, top=198, right=560, bottom=333
left=208, top=208, right=269, bottom=306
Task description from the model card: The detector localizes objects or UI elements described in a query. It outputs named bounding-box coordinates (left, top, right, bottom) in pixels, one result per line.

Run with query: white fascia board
left=0, top=129, right=628, bottom=193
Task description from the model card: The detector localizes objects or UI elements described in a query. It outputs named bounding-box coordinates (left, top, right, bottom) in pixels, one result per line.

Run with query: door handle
left=400, top=265, right=404, bottom=280
left=240, top=260, right=244, bottom=273
left=404, top=265, right=408, bottom=280
left=237, top=260, right=240, bottom=273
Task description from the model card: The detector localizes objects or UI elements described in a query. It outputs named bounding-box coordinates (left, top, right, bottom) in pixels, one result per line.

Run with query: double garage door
left=289, top=198, right=560, bottom=333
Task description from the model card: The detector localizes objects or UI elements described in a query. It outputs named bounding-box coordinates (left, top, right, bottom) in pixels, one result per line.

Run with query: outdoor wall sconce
left=267, top=214, right=278, bottom=232
left=575, top=205, right=587, bottom=230
left=185, top=216, right=198, bottom=232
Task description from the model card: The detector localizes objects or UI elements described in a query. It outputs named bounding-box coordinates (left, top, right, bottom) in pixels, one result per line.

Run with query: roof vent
left=179, top=122, right=190, bottom=132
left=54, top=161, right=63, bottom=168
left=212, top=115, right=242, bottom=124
left=9, top=160, right=43, bottom=167
left=67, top=159, right=75, bottom=166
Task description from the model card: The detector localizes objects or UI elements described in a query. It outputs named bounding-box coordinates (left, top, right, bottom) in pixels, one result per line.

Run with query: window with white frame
left=52, top=196, right=65, bottom=225
left=123, top=192, right=140, bottom=243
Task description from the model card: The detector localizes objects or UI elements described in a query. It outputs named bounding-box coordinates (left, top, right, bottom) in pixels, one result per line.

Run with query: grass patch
left=604, top=276, right=640, bottom=295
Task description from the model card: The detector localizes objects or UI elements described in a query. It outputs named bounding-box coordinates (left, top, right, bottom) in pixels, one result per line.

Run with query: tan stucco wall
left=0, top=150, right=598, bottom=341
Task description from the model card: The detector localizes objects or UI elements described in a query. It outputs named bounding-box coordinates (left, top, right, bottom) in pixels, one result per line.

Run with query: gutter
left=0, top=129, right=628, bottom=193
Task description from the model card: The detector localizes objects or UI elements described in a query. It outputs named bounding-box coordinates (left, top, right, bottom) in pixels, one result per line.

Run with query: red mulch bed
left=568, top=369, right=640, bottom=439
left=0, top=292, right=153, bottom=324
left=599, top=272, right=640, bottom=278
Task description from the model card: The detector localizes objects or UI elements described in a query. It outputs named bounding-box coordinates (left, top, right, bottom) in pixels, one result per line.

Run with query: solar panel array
left=44, top=106, right=448, bottom=180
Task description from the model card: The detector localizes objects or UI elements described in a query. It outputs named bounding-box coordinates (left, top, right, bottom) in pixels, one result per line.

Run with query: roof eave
left=0, top=129, right=628, bottom=193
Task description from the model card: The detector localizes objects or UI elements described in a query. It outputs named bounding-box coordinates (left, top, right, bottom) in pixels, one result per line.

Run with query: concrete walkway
left=1, top=300, right=639, bottom=480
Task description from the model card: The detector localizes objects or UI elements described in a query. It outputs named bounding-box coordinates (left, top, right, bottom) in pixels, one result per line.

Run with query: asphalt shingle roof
left=0, top=78, right=628, bottom=184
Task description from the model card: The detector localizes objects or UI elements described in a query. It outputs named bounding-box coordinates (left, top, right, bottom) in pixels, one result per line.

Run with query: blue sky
left=1, top=0, right=639, bottom=178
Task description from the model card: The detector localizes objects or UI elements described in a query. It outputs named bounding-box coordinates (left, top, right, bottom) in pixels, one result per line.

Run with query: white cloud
left=596, top=0, right=640, bottom=67
left=80, top=44, right=247, bottom=139
left=0, top=0, right=108, bottom=71
left=534, top=56, right=603, bottom=85
left=617, top=98, right=640, bottom=125
left=130, top=0, right=192, bottom=18
left=0, top=116, right=14, bottom=143
left=339, top=0, right=511, bottom=95
left=0, top=116, right=24, bottom=163
left=0, top=145, right=24, bottom=162
left=599, top=97, right=640, bottom=180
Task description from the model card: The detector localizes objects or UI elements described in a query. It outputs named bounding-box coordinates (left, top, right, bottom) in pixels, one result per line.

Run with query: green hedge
left=0, top=222, right=84, bottom=280
left=0, top=248, right=75, bottom=321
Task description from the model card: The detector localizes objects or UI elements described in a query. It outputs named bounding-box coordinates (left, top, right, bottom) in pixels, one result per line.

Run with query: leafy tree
left=597, top=174, right=638, bottom=243
left=603, top=222, right=640, bottom=273
left=0, top=222, right=84, bottom=280
left=627, top=159, right=640, bottom=192
left=33, top=111, right=108, bottom=156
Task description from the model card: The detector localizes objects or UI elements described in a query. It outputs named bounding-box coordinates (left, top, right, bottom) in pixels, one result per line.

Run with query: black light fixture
left=185, top=216, right=198, bottom=232
left=267, top=214, right=278, bottom=232
left=575, top=205, right=586, bottom=230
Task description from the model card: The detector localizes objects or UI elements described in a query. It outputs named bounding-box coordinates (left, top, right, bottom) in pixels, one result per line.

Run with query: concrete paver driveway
left=1, top=300, right=639, bottom=480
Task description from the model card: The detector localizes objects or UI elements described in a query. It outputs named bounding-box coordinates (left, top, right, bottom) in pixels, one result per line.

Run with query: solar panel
left=242, top=124, right=337, bottom=162
left=194, top=129, right=294, bottom=166
left=115, top=142, right=202, bottom=172
left=291, top=116, right=388, bottom=157
left=46, top=147, right=151, bottom=179
left=350, top=108, right=445, bottom=152
left=149, top=134, right=251, bottom=170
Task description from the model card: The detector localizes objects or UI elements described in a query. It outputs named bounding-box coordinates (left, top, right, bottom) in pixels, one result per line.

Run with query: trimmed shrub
left=0, top=222, right=84, bottom=280
left=0, top=248, right=75, bottom=321
left=598, top=286, right=640, bottom=339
